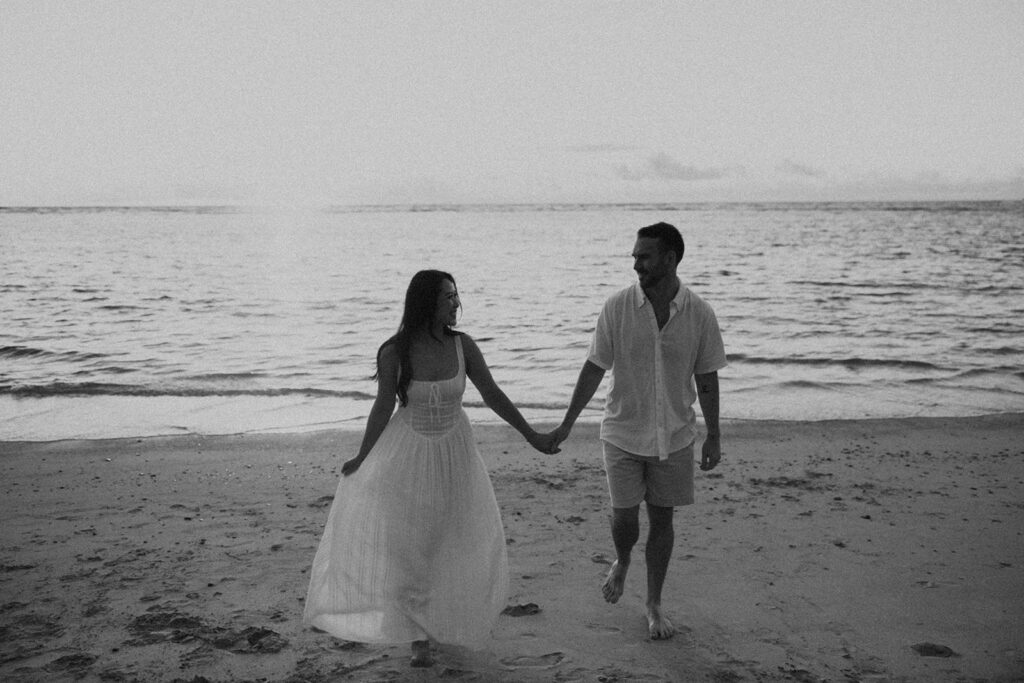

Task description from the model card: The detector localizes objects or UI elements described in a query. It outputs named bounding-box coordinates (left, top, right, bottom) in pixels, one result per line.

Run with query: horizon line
left=2, top=198, right=1021, bottom=213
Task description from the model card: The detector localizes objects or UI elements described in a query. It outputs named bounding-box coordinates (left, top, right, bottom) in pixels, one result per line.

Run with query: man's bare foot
left=646, top=603, right=676, bottom=640
left=410, top=640, right=433, bottom=667
left=601, top=560, right=628, bottom=603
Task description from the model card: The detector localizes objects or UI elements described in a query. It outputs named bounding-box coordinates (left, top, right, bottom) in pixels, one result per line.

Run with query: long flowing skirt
left=303, top=410, right=509, bottom=646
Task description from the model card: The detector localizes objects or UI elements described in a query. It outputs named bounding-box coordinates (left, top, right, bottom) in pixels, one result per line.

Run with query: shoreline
left=4, top=410, right=1024, bottom=447
left=1, top=415, right=1023, bottom=681
left=5, top=385, right=1023, bottom=442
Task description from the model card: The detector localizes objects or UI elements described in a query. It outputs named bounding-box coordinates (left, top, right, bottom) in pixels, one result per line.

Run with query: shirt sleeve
left=694, top=304, right=728, bottom=375
left=586, top=300, right=615, bottom=370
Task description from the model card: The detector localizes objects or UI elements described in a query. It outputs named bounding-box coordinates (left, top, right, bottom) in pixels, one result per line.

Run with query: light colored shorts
left=602, top=440, right=694, bottom=508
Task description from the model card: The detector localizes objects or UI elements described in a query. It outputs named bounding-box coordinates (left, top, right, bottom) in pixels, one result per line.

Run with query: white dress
left=303, top=335, right=509, bottom=647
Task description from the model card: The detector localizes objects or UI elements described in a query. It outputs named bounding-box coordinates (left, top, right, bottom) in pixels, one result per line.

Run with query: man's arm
left=695, top=370, right=721, bottom=471
left=552, top=360, right=606, bottom=446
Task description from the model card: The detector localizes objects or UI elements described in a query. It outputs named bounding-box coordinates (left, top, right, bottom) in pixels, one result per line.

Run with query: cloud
left=565, top=144, right=639, bottom=154
left=776, top=160, right=827, bottom=179
left=616, top=153, right=730, bottom=182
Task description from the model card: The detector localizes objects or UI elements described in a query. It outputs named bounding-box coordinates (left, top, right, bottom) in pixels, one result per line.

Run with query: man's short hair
left=637, top=222, right=685, bottom=262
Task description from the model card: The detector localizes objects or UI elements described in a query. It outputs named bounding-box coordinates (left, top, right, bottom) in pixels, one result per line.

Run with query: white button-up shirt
left=588, top=279, right=727, bottom=459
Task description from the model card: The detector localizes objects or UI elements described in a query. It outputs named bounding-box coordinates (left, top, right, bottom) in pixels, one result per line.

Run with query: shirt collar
left=634, top=277, right=686, bottom=308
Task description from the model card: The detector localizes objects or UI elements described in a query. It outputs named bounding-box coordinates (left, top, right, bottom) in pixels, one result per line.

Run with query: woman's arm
left=462, top=334, right=551, bottom=450
left=342, top=344, right=399, bottom=475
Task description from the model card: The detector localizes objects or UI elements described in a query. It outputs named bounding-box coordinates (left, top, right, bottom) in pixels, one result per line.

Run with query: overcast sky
left=2, top=1, right=1022, bottom=206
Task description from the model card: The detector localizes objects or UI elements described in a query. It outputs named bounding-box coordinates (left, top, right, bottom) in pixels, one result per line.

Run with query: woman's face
left=434, top=279, right=460, bottom=327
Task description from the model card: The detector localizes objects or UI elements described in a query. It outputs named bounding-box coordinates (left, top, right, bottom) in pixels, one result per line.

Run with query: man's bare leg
left=603, top=505, right=640, bottom=603
left=644, top=503, right=676, bottom=639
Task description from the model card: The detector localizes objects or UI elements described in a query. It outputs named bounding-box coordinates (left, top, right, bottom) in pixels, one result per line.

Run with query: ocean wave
left=1, top=381, right=376, bottom=401
left=727, top=354, right=944, bottom=371
left=1, top=380, right=574, bottom=411
left=904, top=377, right=1024, bottom=395
left=774, top=380, right=841, bottom=390
left=0, top=345, right=107, bottom=362
left=974, top=346, right=1021, bottom=356
left=182, top=372, right=269, bottom=381
left=729, top=379, right=842, bottom=392
left=953, top=366, right=1022, bottom=377
left=0, top=205, right=240, bottom=214
left=964, top=325, right=1023, bottom=336
left=788, top=280, right=933, bottom=291
left=462, top=398, right=575, bottom=412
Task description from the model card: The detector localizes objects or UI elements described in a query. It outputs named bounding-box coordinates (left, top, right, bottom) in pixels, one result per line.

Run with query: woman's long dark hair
left=375, top=269, right=459, bottom=406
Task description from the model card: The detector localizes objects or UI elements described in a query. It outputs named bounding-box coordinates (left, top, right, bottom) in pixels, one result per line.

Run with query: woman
left=303, top=270, right=553, bottom=667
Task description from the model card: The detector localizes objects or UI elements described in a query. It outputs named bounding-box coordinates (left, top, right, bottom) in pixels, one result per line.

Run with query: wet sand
left=1, top=415, right=1022, bottom=682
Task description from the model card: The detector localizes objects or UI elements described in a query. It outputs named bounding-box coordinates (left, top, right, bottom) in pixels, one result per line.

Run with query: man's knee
left=612, top=504, right=641, bottom=521
left=611, top=505, right=641, bottom=536
left=645, top=503, right=674, bottom=528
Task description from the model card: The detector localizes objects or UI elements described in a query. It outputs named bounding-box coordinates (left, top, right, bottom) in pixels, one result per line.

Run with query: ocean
left=2, top=201, right=1022, bottom=441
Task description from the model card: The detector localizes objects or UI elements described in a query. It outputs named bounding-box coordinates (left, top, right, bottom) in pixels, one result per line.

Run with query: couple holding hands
left=304, top=222, right=726, bottom=667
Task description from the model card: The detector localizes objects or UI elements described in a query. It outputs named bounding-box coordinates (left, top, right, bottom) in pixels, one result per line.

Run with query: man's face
left=632, top=237, right=673, bottom=289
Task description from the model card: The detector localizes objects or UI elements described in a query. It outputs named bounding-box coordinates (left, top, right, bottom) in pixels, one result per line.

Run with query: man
left=551, top=221, right=726, bottom=640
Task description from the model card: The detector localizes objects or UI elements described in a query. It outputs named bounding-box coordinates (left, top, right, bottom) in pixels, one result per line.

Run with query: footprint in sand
left=596, top=672, right=665, bottom=682
left=584, top=623, right=622, bottom=634
left=502, top=603, right=541, bottom=616
left=500, top=651, right=565, bottom=669
left=43, top=653, right=98, bottom=675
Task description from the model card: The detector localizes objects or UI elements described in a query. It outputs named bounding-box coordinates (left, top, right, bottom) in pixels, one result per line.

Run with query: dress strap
left=454, top=334, right=465, bottom=378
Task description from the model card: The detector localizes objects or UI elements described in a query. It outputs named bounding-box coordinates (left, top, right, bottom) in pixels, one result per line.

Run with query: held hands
left=526, top=429, right=561, bottom=455
left=550, top=423, right=571, bottom=452
left=525, top=423, right=572, bottom=455
left=700, top=433, right=722, bottom=471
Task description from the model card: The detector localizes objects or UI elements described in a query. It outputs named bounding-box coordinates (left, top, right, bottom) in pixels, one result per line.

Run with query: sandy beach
left=2, top=415, right=1022, bottom=682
